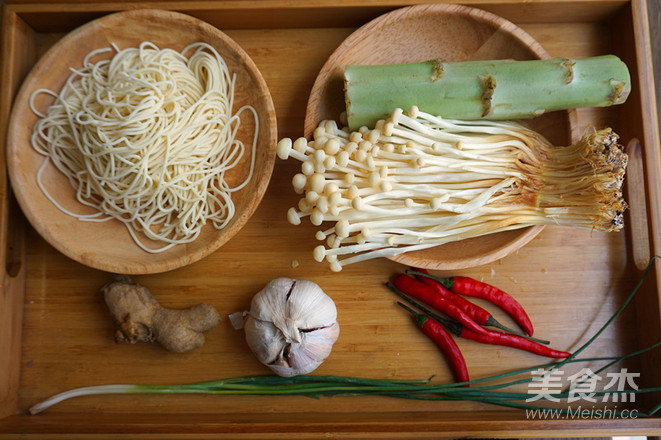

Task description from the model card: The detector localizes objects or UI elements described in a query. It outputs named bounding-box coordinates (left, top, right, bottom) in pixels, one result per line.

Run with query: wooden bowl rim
left=303, top=3, right=578, bottom=270
left=7, top=9, right=277, bottom=274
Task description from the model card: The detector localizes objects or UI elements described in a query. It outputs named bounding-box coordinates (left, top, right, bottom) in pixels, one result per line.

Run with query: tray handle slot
left=625, top=138, right=651, bottom=271
left=5, top=192, right=24, bottom=278
left=0, top=191, right=26, bottom=419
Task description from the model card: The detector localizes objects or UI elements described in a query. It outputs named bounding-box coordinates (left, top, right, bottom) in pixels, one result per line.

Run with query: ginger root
left=101, top=275, right=221, bottom=353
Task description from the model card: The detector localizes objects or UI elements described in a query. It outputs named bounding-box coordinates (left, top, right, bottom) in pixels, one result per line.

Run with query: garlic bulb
left=235, top=278, right=340, bottom=377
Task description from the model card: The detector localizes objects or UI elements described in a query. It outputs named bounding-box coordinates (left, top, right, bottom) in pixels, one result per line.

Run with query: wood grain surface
left=650, top=0, right=661, bottom=134
left=1, top=1, right=660, bottom=438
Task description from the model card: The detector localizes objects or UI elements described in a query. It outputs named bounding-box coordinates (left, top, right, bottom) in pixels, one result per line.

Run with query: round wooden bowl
left=7, top=9, right=277, bottom=274
left=305, top=3, right=576, bottom=270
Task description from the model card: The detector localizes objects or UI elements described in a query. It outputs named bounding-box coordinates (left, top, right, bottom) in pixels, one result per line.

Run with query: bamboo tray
left=1, top=0, right=661, bottom=438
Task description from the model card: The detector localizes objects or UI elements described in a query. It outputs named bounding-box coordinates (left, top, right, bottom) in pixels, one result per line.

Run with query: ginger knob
left=101, top=275, right=221, bottom=353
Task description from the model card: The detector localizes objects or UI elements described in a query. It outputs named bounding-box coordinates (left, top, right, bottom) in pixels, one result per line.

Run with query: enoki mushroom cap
left=276, top=138, right=293, bottom=160
left=313, top=245, right=326, bottom=262
left=287, top=207, right=301, bottom=225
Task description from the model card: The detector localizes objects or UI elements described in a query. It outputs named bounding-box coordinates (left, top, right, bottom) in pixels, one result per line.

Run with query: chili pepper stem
left=397, top=301, right=424, bottom=321
left=398, top=302, right=429, bottom=328
left=385, top=282, right=462, bottom=336
left=484, top=316, right=550, bottom=345
left=433, top=274, right=453, bottom=290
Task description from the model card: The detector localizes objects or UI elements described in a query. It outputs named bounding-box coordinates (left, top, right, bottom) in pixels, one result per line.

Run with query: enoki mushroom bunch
left=277, top=107, right=628, bottom=271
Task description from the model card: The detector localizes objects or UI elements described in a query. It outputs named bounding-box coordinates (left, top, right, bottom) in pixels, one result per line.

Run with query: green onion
left=29, top=257, right=660, bottom=416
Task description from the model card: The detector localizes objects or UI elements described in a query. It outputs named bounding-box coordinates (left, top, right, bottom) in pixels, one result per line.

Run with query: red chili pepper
left=396, top=302, right=470, bottom=385
left=413, top=270, right=514, bottom=330
left=434, top=275, right=534, bottom=337
left=392, top=274, right=489, bottom=336
left=410, top=270, right=548, bottom=345
left=388, top=283, right=570, bottom=359
left=458, top=326, right=569, bottom=359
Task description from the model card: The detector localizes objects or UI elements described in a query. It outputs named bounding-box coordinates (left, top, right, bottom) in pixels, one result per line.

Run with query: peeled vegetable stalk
left=344, top=55, right=631, bottom=130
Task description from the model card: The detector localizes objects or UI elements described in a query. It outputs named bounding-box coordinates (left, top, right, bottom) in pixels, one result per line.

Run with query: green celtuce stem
left=344, top=55, right=631, bottom=130
left=28, top=257, right=660, bottom=418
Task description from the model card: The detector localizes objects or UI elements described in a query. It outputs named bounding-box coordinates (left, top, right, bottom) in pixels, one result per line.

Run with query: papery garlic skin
left=244, top=278, right=340, bottom=377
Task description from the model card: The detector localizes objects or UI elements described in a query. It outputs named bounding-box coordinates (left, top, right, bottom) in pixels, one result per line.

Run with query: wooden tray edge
left=1, top=0, right=661, bottom=436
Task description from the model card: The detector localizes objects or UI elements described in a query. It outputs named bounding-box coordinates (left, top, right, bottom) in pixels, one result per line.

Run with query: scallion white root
left=29, top=385, right=137, bottom=415
left=277, top=107, right=628, bottom=271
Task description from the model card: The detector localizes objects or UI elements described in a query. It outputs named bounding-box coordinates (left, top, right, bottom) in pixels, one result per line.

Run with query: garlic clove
left=244, top=318, right=288, bottom=366
left=286, top=279, right=337, bottom=328
left=248, top=278, right=292, bottom=322
left=267, top=322, right=340, bottom=378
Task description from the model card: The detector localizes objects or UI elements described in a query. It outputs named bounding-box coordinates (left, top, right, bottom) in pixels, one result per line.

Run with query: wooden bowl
left=304, top=4, right=576, bottom=270
left=7, top=9, right=277, bottom=274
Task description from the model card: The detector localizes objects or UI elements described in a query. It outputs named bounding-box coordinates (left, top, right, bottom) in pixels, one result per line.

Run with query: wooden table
left=650, top=0, right=661, bottom=136
left=1, top=1, right=660, bottom=437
